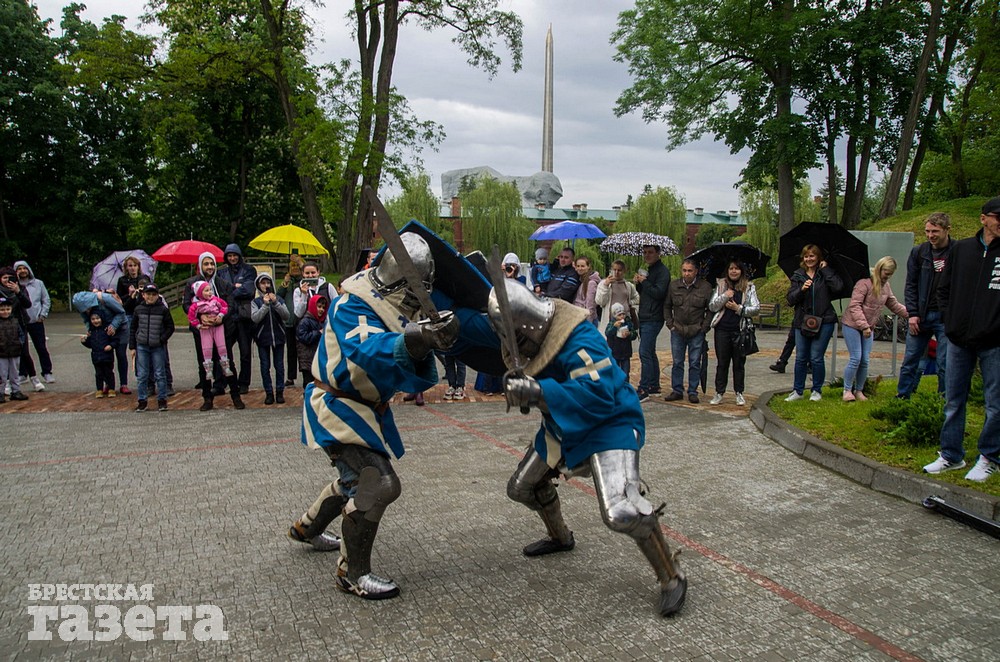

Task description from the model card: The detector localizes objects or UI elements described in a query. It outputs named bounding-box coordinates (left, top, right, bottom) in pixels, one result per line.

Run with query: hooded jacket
left=81, top=310, right=120, bottom=363
left=216, top=244, right=258, bottom=319
left=250, top=273, right=290, bottom=346
left=0, top=266, right=31, bottom=328
left=939, top=228, right=1000, bottom=351
left=296, top=294, right=326, bottom=372
left=13, top=261, right=50, bottom=323
left=183, top=252, right=234, bottom=330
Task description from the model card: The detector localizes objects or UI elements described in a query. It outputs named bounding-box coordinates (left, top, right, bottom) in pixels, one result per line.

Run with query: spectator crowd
left=1, top=198, right=997, bottom=487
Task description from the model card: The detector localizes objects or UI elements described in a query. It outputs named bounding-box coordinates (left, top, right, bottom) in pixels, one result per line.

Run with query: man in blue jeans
left=634, top=244, right=670, bottom=401
left=897, top=213, right=953, bottom=398
left=663, top=259, right=711, bottom=404
left=923, top=197, right=1000, bottom=482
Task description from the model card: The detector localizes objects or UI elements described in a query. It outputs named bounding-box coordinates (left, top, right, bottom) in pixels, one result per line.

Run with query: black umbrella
left=777, top=222, right=870, bottom=298
left=687, top=241, right=770, bottom=281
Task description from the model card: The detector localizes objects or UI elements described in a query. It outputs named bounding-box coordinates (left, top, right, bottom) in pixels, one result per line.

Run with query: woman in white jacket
left=707, top=261, right=760, bottom=406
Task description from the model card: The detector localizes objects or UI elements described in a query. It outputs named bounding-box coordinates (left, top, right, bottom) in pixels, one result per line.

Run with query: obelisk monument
left=541, top=24, right=554, bottom=173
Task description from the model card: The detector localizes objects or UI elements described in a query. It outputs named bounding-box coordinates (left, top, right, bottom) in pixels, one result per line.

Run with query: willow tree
left=385, top=172, right=453, bottom=245
left=612, top=185, right=687, bottom=274
left=461, top=176, right=535, bottom=260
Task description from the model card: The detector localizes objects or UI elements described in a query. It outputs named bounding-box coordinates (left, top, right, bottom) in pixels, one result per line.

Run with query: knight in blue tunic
left=288, top=232, right=460, bottom=601
left=489, top=278, right=687, bottom=617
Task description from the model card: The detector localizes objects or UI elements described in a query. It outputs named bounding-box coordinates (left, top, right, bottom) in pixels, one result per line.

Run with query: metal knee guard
left=507, top=447, right=559, bottom=510
left=508, top=448, right=572, bottom=546
left=336, top=449, right=401, bottom=582
left=591, top=449, right=684, bottom=591
left=591, top=449, right=657, bottom=537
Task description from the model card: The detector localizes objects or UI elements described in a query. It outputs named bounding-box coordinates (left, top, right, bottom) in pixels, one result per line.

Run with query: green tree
left=460, top=176, right=535, bottom=260
left=144, top=0, right=331, bottom=252
left=694, top=224, right=738, bottom=250
left=385, top=172, right=452, bottom=244
left=917, top=2, right=1000, bottom=202
left=0, top=2, right=158, bottom=297
left=740, top=186, right=779, bottom=261
left=612, top=185, right=687, bottom=274
left=613, top=0, right=821, bottom=236
left=339, top=0, right=523, bottom=275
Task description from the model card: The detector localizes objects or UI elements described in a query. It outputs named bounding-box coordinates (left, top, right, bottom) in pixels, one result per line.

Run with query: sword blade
left=363, top=185, right=439, bottom=321
left=487, top=245, right=525, bottom=378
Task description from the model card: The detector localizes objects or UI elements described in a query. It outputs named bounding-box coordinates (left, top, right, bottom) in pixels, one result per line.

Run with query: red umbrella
left=151, top=240, right=224, bottom=264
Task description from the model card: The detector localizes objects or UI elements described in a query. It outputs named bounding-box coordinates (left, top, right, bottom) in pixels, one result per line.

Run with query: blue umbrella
left=529, top=220, right=606, bottom=241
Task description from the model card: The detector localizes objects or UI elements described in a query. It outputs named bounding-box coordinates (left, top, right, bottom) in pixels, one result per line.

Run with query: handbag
left=736, top=316, right=759, bottom=356
left=801, top=314, right=822, bottom=337
left=799, top=278, right=822, bottom=337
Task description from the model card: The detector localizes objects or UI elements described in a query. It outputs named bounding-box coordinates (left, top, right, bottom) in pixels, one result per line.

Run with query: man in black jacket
left=923, top=197, right=1000, bottom=483
left=897, top=212, right=953, bottom=398
left=129, top=284, right=175, bottom=412
left=217, top=244, right=258, bottom=394
left=663, top=259, right=711, bottom=403
left=544, top=247, right=581, bottom=302
left=634, top=244, right=670, bottom=401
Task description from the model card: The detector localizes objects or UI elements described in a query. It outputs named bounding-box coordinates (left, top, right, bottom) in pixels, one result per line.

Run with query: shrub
left=870, top=392, right=944, bottom=446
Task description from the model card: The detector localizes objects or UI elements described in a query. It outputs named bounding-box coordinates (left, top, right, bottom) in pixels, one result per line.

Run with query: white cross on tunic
left=344, top=315, right=384, bottom=343
left=569, top=349, right=612, bottom=381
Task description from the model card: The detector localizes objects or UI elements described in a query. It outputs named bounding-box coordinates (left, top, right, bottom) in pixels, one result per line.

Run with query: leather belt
left=313, top=380, right=390, bottom=416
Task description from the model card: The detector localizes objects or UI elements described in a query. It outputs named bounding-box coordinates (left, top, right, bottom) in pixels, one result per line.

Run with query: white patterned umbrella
left=599, top=232, right=679, bottom=256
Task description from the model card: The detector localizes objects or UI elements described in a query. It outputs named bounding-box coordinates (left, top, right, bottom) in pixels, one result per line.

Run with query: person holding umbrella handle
left=785, top=245, right=843, bottom=402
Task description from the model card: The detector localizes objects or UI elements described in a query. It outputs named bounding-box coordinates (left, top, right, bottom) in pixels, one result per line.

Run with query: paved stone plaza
left=1, top=315, right=998, bottom=660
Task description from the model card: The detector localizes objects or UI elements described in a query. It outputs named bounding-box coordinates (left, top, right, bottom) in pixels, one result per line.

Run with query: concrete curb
left=750, top=389, right=1000, bottom=524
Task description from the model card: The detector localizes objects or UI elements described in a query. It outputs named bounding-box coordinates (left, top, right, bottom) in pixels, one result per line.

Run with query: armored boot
left=336, top=511, right=399, bottom=600
left=522, top=485, right=575, bottom=557
left=289, top=484, right=345, bottom=552
left=637, top=522, right=687, bottom=617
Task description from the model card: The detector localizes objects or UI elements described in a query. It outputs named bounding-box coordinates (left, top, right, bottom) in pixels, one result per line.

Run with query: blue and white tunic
left=512, top=301, right=646, bottom=470
left=301, top=270, right=437, bottom=459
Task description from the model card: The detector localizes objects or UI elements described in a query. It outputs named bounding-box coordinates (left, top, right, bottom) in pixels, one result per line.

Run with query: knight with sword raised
left=487, top=267, right=688, bottom=617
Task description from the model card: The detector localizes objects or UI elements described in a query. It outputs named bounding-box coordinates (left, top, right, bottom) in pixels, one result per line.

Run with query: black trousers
left=714, top=327, right=746, bottom=394
left=93, top=362, right=115, bottom=391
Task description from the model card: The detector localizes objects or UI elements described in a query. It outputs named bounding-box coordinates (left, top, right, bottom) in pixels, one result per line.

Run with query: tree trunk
left=775, top=1, right=796, bottom=235
left=259, top=0, right=335, bottom=270
left=823, top=111, right=838, bottom=224
left=879, top=0, right=943, bottom=219
left=903, top=8, right=963, bottom=210
left=231, top=108, right=251, bottom=243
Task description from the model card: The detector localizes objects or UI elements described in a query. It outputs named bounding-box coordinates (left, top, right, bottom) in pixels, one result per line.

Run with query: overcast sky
left=32, top=0, right=780, bottom=212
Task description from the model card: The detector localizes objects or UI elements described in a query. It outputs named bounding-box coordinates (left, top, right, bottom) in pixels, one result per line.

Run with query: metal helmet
left=487, top=278, right=554, bottom=358
left=372, top=233, right=435, bottom=296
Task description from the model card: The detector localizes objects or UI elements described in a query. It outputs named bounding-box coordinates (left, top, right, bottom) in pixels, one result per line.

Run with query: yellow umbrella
left=249, top=224, right=329, bottom=256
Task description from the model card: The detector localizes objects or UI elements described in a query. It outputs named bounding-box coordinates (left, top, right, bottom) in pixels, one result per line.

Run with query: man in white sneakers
left=923, top=196, right=1000, bottom=482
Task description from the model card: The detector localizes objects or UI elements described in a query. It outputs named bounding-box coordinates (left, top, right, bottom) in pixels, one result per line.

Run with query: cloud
left=34, top=0, right=774, bottom=211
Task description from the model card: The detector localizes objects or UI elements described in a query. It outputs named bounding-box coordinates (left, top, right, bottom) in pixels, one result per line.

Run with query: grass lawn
left=767, top=378, right=999, bottom=498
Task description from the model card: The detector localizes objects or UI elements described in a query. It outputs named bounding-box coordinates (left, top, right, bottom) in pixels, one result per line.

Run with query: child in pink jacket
left=188, top=280, right=233, bottom=377
left=841, top=256, right=908, bottom=401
